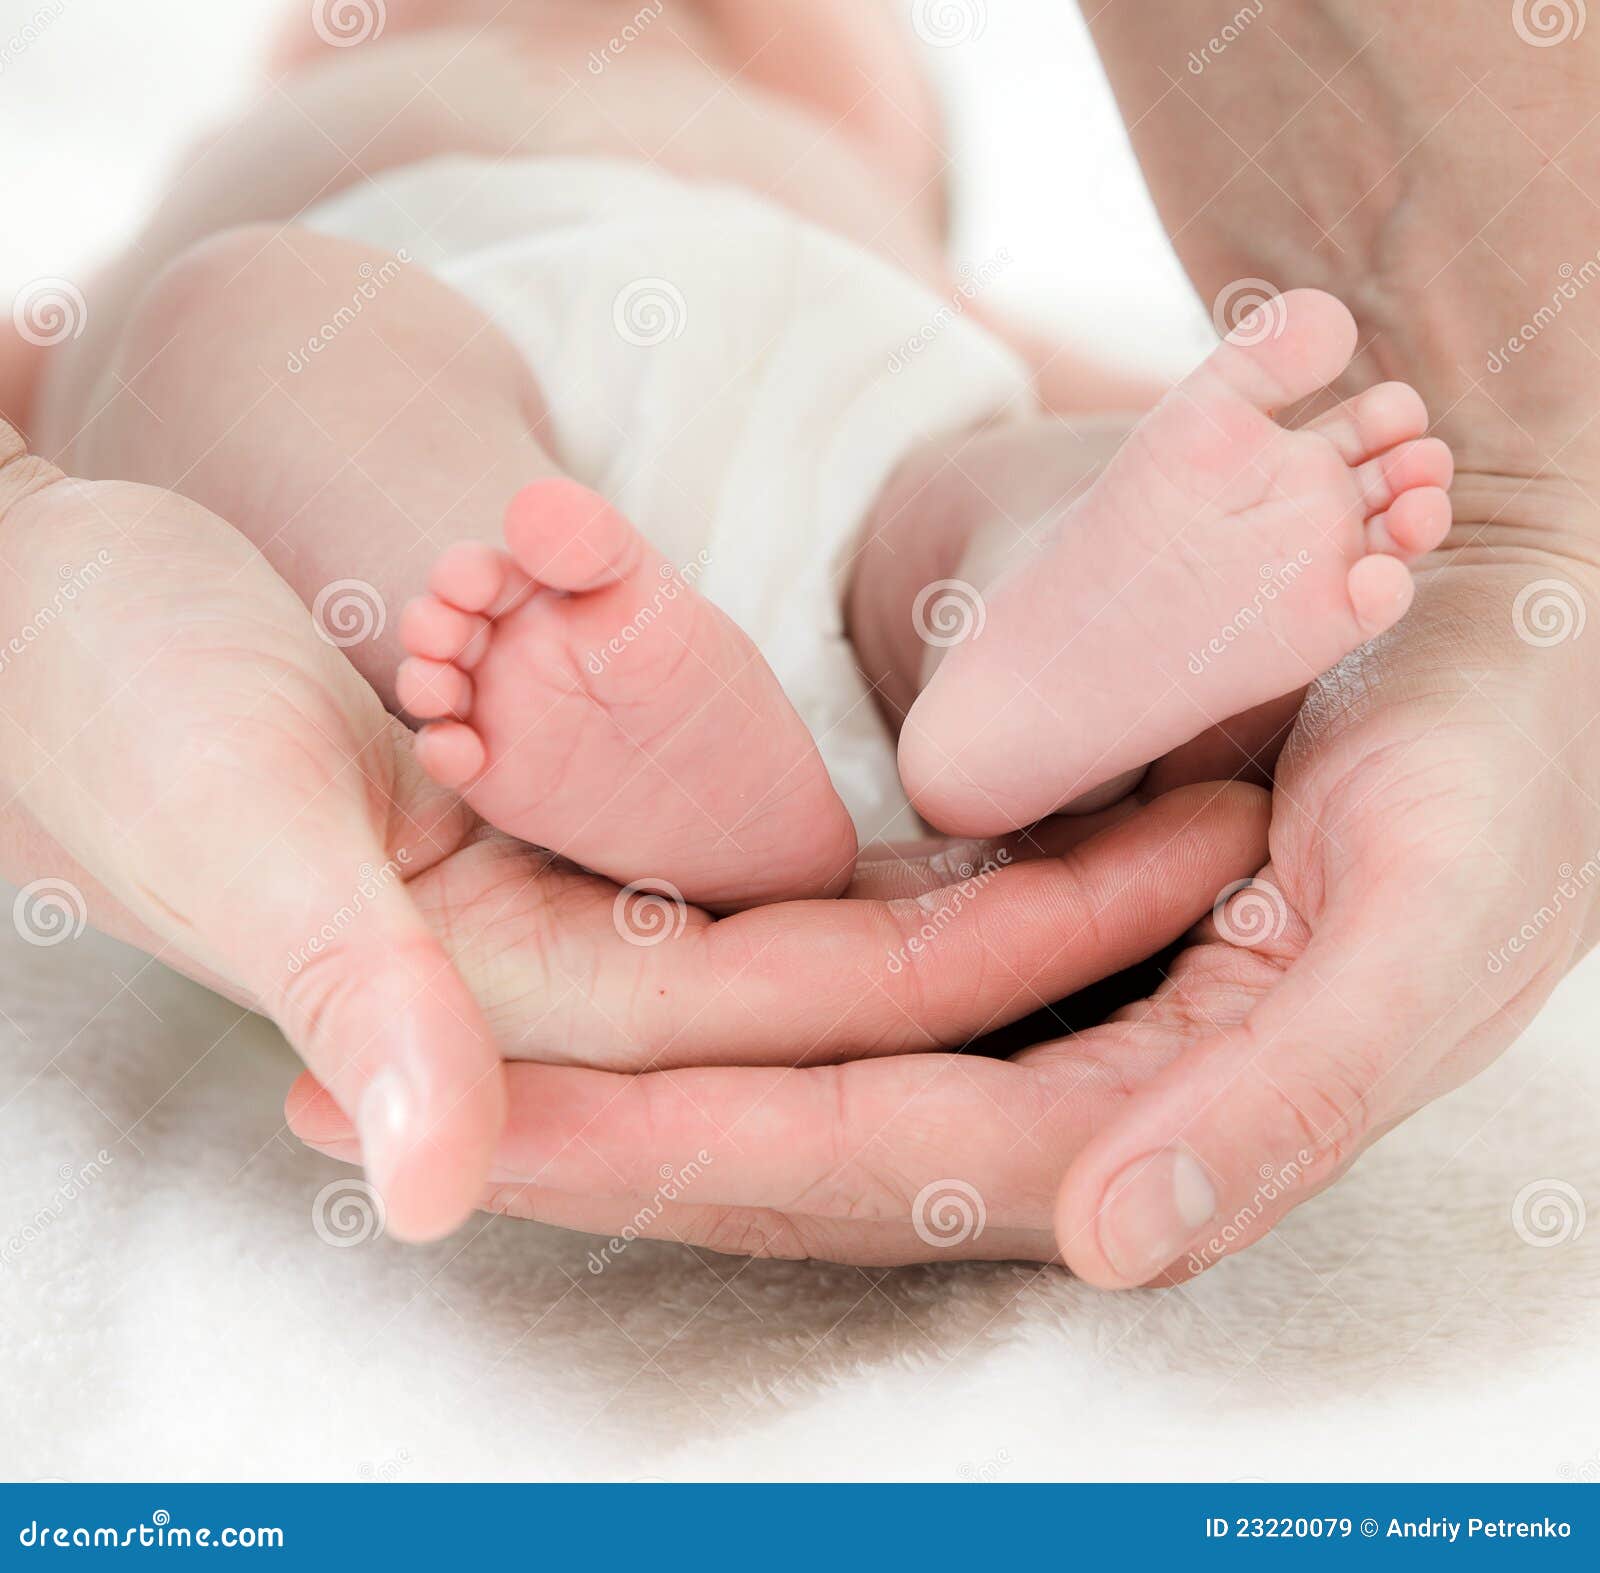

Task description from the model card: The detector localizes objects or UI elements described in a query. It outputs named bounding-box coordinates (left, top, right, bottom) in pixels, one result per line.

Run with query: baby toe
left=397, top=656, right=473, bottom=720
left=1309, top=381, right=1430, bottom=464
left=1204, top=288, right=1359, bottom=412
left=415, top=722, right=488, bottom=789
left=1368, top=485, right=1453, bottom=559
left=428, top=541, right=511, bottom=614
left=1354, top=437, right=1454, bottom=516
left=400, top=595, right=491, bottom=669
left=1348, top=553, right=1415, bottom=637
left=504, top=478, right=643, bottom=592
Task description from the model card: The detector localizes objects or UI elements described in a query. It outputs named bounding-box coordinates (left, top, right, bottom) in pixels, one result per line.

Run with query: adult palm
left=0, top=429, right=1268, bottom=1254
left=288, top=0, right=1600, bottom=1274
left=293, top=558, right=1592, bottom=1276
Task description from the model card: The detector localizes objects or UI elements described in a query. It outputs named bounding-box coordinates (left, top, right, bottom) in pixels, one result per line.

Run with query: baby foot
left=397, top=478, right=857, bottom=911
left=900, top=289, right=1453, bottom=835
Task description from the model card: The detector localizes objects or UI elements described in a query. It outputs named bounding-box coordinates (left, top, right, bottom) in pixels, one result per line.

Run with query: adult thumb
left=257, top=856, right=507, bottom=1243
left=1053, top=867, right=1483, bottom=1287
left=0, top=458, right=505, bottom=1241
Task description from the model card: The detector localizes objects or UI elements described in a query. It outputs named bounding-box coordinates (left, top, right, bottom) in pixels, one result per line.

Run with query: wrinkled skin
left=293, top=2, right=1600, bottom=1280
left=0, top=429, right=1267, bottom=1254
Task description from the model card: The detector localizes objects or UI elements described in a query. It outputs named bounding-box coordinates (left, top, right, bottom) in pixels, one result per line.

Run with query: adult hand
left=1052, top=561, right=1598, bottom=1284
left=1047, top=0, right=1600, bottom=1284
left=288, top=780, right=1278, bottom=1266
left=285, top=5, right=1600, bottom=1276
left=291, top=563, right=1587, bottom=1275
left=0, top=424, right=1270, bottom=1251
left=0, top=426, right=505, bottom=1241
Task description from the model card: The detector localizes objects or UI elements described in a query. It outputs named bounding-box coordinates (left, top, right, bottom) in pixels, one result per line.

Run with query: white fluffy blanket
left=2, top=908, right=1596, bottom=1483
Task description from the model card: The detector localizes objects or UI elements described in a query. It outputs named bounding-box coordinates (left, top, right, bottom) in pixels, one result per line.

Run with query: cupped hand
left=0, top=433, right=505, bottom=1242
left=1040, top=0, right=1600, bottom=1285
left=285, top=776, right=1275, bottom=1263
left=0, top=427, right=1271, bottom=1251
left=288, top=558, right=1598, bottom=1272
left=1052, top=557, right=1600, bottom=1283
left=285, top=4, right=1600, bottom=1276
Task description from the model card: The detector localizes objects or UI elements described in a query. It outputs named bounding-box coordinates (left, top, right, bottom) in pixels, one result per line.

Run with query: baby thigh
left=73, top=224, right=559, bottom=707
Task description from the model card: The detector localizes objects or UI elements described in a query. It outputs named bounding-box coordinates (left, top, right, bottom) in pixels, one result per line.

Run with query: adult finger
left=845, top=800, right=1143, bottom=901
left=290, top=1007, right=1132, bottom=1253
left=610, top=782, right=1270, bottom=1067
left=0, top=465, right=505, bottom=1241
left=288, top=1120, right=1058, bottom=1266
left=1052, top=861, right=1519, bottom=1287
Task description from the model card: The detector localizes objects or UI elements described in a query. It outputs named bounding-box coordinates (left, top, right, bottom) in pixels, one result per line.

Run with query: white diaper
left=303, top=156, right=1033, bottom=839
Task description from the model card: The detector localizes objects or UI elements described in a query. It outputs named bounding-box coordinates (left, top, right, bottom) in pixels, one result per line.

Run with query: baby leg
left=264, top=0, right=945, bottom=216
left=79, top=225, right=856, bottom=908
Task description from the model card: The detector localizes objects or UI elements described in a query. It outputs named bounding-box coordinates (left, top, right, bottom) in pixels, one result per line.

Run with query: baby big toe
left=504, top=478, right=642, bottom=592
left=1205, top=288, right=1359, bottom=411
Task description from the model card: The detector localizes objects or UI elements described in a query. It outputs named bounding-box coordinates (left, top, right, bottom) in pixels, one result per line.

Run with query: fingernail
left=357, top=1069, right=416, bottom=1204
left=1097, top=1148, right=1216, bottom=1284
